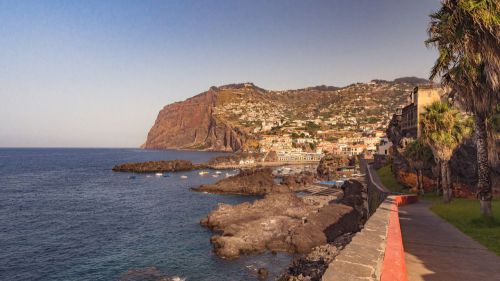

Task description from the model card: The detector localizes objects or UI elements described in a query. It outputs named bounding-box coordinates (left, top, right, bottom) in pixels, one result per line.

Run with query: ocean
left=0, top=148, right=292, bottom=281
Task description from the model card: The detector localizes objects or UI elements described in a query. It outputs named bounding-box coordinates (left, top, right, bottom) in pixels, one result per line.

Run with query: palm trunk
left=475, top=115, right=493, bottom=217
left=434, top=161, right=442, bottom=196
left=415, top=169, right=420, bottom=194
left=441, top=161, right=451, bottom=203
left=418, top=169, right=425, bottom=195
left=446, top=162, right=452, bottom=202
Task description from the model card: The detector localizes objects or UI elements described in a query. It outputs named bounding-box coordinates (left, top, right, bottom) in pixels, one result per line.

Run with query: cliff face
left=143, top=89, right=245, bottom=151
left=144, top=79, right=426, bottom=152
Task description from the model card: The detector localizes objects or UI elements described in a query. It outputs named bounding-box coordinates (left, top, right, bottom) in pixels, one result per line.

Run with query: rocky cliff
left=143, top=88, right=246, bottom=151
left=143, top=79, right=426, bottom=151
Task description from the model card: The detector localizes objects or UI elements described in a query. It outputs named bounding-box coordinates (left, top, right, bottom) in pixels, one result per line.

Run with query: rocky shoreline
left=113, top=154, right=368, bottom=280
left=112, top=159, right=204, bottom=173
left=192, top=168, right=290, bottom=195
left=200, top=180, right=366, bottom=261
left=277, top=233, right=354, bottom=281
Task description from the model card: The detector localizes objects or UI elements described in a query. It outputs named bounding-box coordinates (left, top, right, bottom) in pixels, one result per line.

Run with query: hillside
left=143, top=78, right=431, bottom=151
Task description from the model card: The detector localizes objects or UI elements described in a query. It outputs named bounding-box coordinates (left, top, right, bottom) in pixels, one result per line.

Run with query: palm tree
left=404, top=140, right=434, bottom=195
left=426, top=0, right=499, bottom=215
left=420, top=102, right=473, bottom=202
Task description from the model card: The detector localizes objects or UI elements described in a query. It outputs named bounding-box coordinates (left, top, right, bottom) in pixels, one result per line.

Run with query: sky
left=0, top=0, right=442, bottom=147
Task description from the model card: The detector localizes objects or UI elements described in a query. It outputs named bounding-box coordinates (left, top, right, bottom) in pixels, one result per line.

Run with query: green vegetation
left=403, top=140, right=434, bottom=195
left=426, top=0, right=499, bottom=216
left=420, top=101, right=472, bottom=202
left=424, top=195, right=500, bottom=255
left=376, top=165, right=408, bottom=194
left=305, top=121, right=320, bottom=135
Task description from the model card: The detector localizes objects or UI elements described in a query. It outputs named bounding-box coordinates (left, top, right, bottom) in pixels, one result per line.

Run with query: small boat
left=199, top=171, right=209, bottom=176
left=212, top=174, right=219, bottom=178
left=215, top=171, right=222, bottom=174
left=155, top=173, right=163, bottom=177
left=163, top=173, right=171, bottom=178
left=180, top=175, right=188, bottom=179
left=128, top=175, right=136, bottom=179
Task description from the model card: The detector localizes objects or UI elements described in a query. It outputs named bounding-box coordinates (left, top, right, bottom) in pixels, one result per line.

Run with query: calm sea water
left=0, top=148, right=291, bottom=281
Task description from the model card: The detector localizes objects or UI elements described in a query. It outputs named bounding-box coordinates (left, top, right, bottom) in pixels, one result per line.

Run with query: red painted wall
left=381, top=195, right=417, bottom=281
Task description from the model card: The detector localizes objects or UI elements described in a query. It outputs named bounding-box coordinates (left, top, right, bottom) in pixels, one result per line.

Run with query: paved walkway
left=399, top=202, right=500, bottom=281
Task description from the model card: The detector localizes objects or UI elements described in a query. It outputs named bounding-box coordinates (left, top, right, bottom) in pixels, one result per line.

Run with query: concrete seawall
left=322, top=159, right=417, bottom=281
left=322, top=195, right=417, bottom=281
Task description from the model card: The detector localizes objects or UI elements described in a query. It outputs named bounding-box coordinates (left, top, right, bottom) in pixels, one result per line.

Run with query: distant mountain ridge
left=143, top=77, right=431, bottom=151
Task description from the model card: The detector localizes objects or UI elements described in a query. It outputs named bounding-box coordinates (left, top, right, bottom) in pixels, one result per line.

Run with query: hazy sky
left=0, top=0, right=442, bottom=147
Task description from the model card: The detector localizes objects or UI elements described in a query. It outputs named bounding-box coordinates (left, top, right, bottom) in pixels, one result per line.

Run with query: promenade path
left=399, top=202, right=500, bottom=281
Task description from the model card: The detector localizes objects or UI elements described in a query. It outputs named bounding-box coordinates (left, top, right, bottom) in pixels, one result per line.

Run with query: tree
left=404, top=140, right=434, bottom=195
left=426, top=0, right=499, bottom=215
left=420, top=101, right=472, bottom=202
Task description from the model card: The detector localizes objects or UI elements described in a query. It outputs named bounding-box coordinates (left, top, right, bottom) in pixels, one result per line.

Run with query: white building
left=376, top=138, right=392, bottom=155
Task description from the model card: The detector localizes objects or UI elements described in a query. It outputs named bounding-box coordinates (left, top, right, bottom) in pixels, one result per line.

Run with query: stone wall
left=322, top=195, right=416, bottom=281
left=321, top=198, right=391, bottom=280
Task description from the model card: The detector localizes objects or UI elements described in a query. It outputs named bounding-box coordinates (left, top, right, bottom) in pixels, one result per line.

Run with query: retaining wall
left=322, top=195, right=416, bottom=281
left=322, top=159, right=417, bottom=280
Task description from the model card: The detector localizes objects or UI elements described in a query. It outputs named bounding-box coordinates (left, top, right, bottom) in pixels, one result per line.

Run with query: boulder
left=257, top=268, right=269, bottom=279
left=317, top=155, right=350, bottom=181
left=337, top=180, right=368, bottom=224
left=289, top=205, right=360, bottom=254
left=282, top=171, right=316, bottom=189
left=193, top=168, right=289, bottom=195
left=202, top=185, right=365, bottom=259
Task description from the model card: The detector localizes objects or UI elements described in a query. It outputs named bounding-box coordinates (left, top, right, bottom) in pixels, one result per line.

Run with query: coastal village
left=208, top=80, right=421, bottom=168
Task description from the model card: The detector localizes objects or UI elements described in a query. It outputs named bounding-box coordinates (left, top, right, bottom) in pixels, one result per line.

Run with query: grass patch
left=376, top=165, right=408, bottom=194
left=426, top=197, right=500, bottom=255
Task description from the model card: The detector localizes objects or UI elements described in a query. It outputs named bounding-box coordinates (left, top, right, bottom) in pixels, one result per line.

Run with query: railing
left=362, top=158, right=390, bottom=217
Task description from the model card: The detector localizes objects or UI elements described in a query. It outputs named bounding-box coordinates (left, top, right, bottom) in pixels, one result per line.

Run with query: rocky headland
left=200, top=180, right=365, bottom=260
left=112, top=159, right=202, bottom=173
left=143, top=87, right=246, bottom=151
left=143, top=79, right=423, bottom=152
left=193, top=168, right=290, bottom=195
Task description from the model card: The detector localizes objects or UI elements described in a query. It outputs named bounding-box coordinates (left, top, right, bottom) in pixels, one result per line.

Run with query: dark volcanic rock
left=277, top=233, right=354, bottom=281
left=282, top=171, right=316, bottom=189
left=316, top=154, right=350, bottom=181
left=289, top=204, right=360, bottom=254
left=202, top=193, right=312, bottom=258
left=112, top=160, right=199, bottom=173
left=257, top=268, right=269, bottom=279
left=337, top=180, right=368, bottom=225
left=193, top=168, right=289, bottom=195
left=201, top=181, right=365, bottom=259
